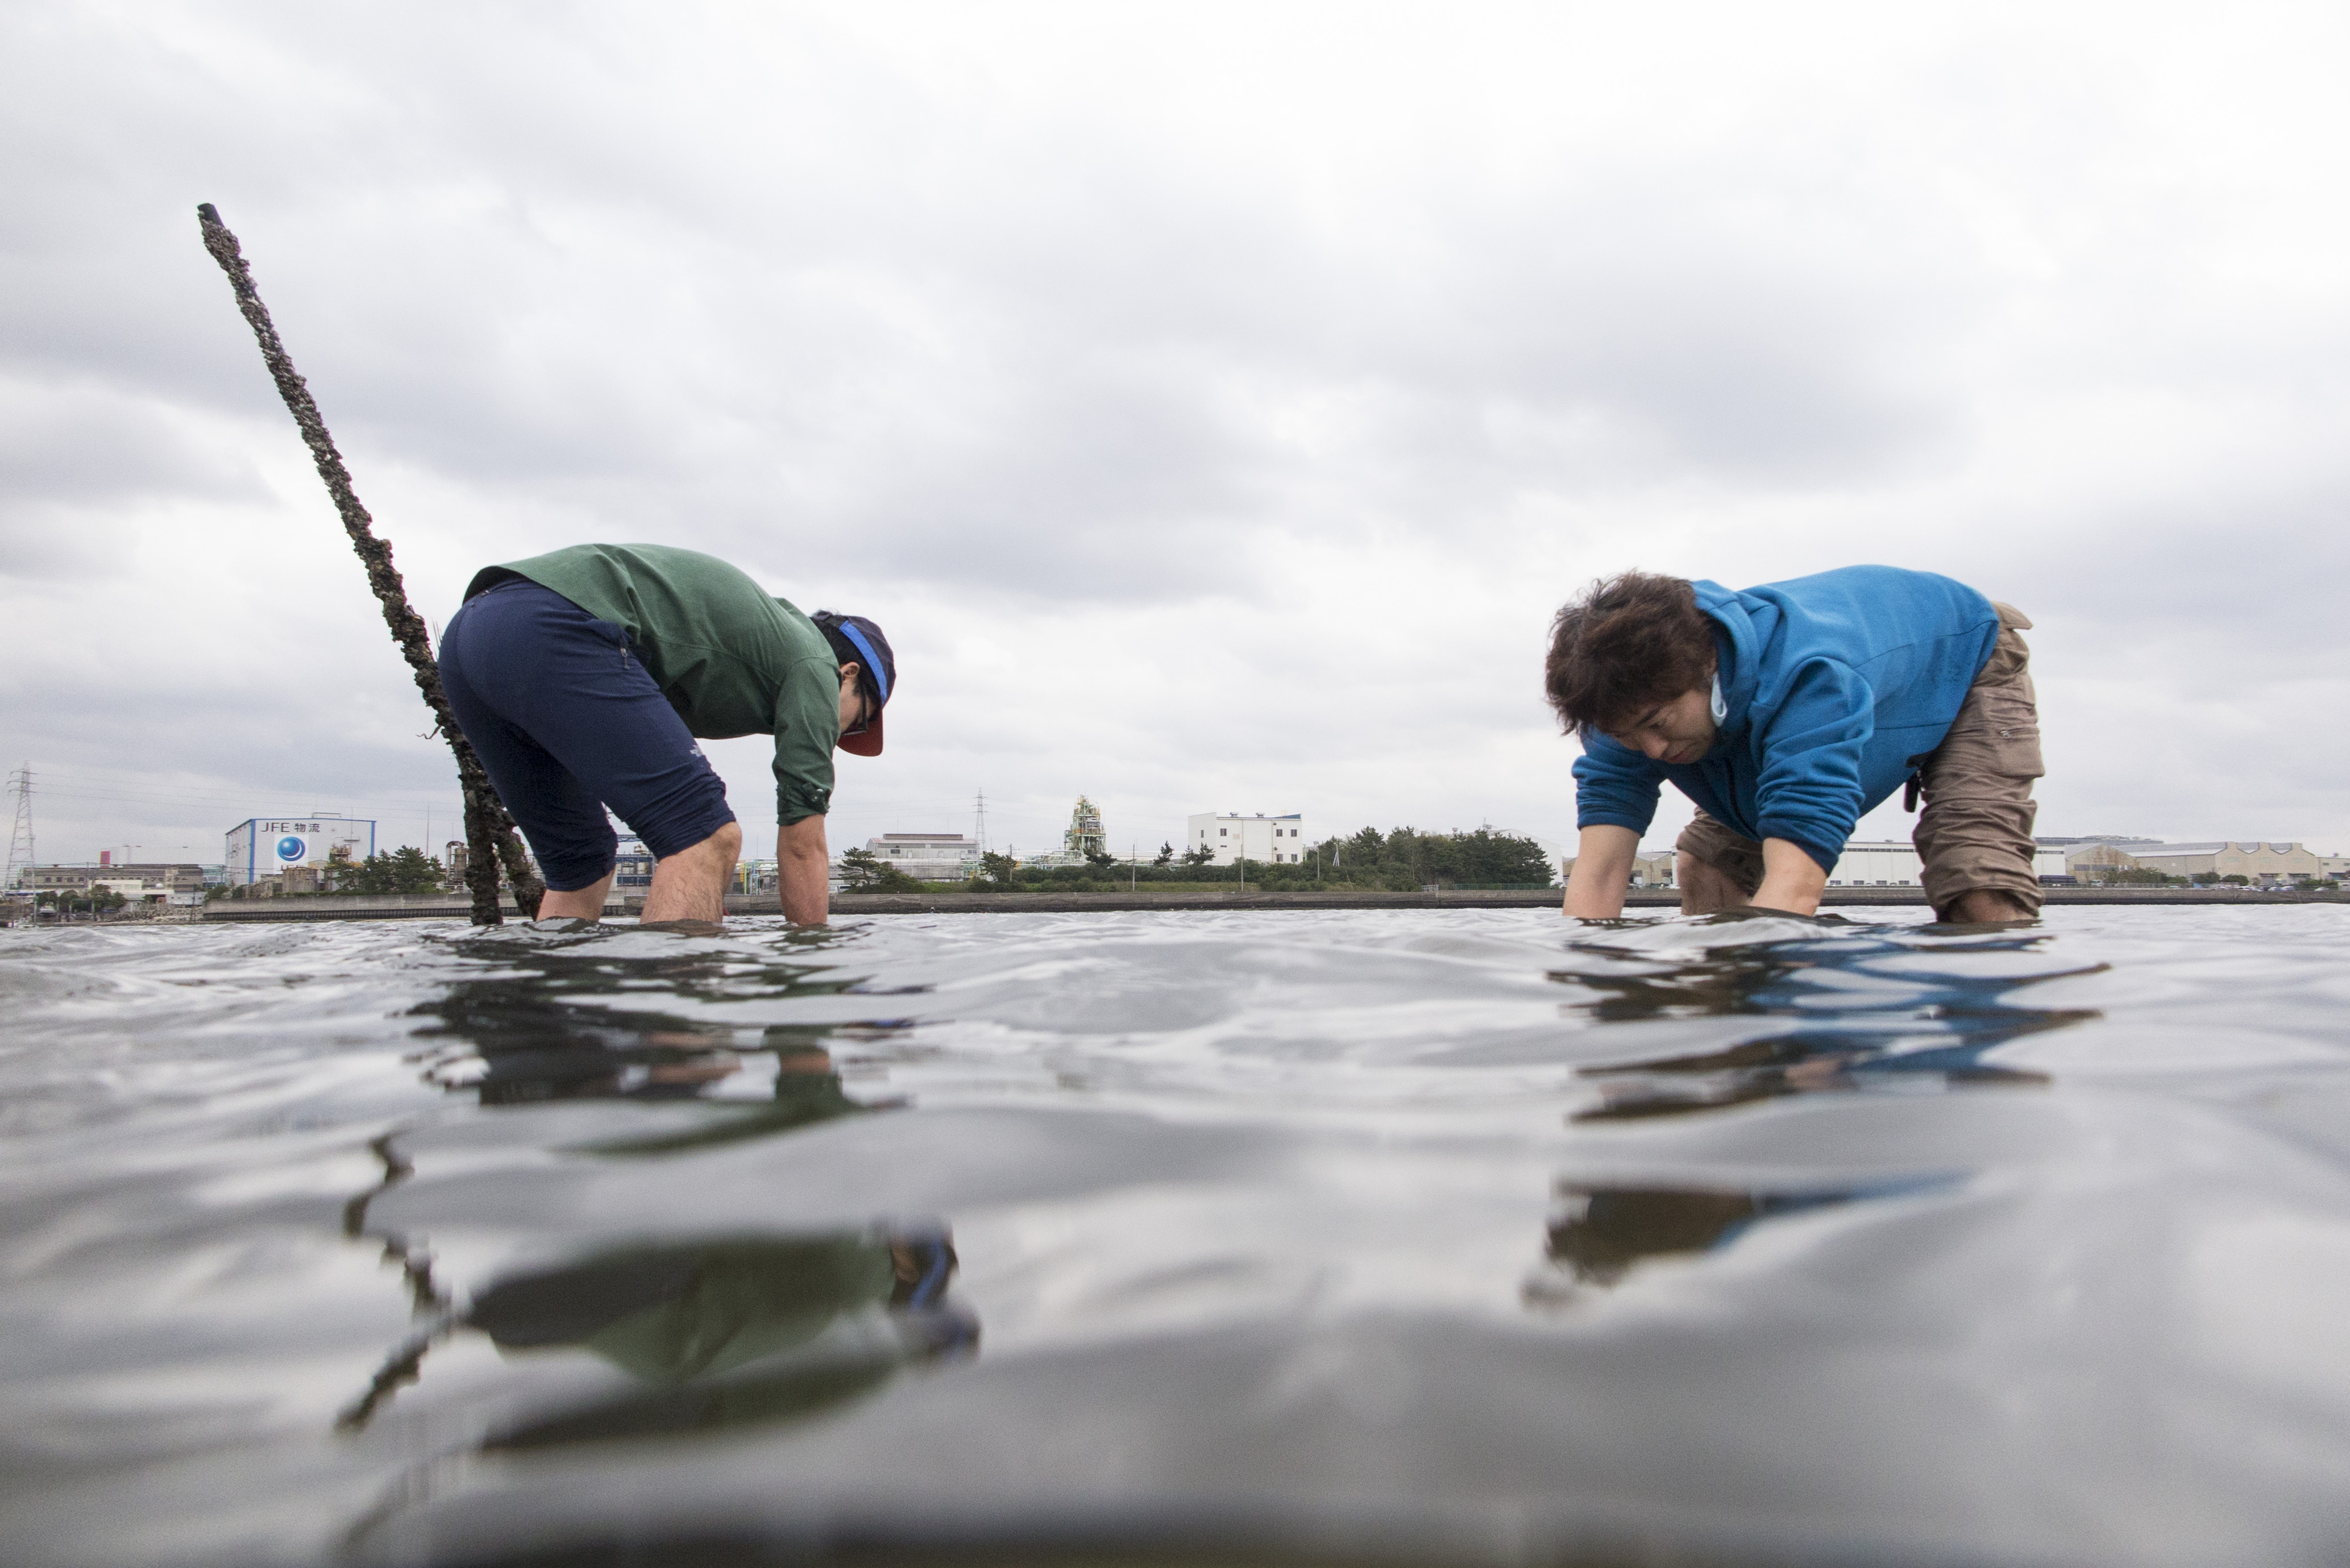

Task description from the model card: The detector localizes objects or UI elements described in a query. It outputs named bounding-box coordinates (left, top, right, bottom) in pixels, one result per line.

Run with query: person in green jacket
left=437, top=544, right=895, bottom=924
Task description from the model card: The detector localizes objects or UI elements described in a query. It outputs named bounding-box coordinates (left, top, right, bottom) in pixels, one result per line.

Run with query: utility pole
left=4, top=766, right=32, bottom=893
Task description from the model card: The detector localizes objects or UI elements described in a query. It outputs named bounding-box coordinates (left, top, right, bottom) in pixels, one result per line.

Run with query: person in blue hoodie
left=1547, top=566, right=2042, bottom=923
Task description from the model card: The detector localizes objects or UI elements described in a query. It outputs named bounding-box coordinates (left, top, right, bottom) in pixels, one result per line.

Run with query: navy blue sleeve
left=1572, top=734, right=1666, bottom=837
left=1753, top=658, right=1873, bottom=872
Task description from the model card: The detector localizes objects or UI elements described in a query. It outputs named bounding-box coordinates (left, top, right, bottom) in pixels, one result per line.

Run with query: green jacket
left=479, top=544, right=841, bottom=822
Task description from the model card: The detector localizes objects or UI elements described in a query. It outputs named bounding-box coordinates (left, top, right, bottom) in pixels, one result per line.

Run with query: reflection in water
left=339, top=1225, right=977, bottom=1550
left=399, top=933, right=924, bottom=1148
left=339, top=1132, right=447, bottom=1317
left=1525, top=921, right=2085, bottom=1305
left=338, top=933, right=967, bottom=1441
left=18, top=905, right=2350, bottom=1564
left=341, top=1223, right=975, bottom=1434
left=1525, top=1178, right=1949, bottom=1302
left=468, top=1227, right=977, bottom=1450
left=1554, top=922, right=2100, bottom=1122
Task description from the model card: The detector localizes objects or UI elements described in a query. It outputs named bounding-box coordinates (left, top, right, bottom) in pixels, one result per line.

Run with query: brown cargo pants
left=1675, top=603, right=2045, bottom=919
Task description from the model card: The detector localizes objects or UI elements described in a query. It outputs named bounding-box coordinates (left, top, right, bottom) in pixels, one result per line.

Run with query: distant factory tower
left=1062, top=796, right=1107, bottom=860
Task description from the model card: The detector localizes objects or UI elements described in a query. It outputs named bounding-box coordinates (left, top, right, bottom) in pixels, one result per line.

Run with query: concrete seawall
left=193, top=885, right=2347, bottom=921
left=823, top=887, right=2347, bottom=913
left=198, top=892, right=552, bottom=921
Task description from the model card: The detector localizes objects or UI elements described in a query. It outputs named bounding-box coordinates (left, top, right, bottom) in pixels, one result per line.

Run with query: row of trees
left=1315, top=826, right=1556, bottom=887
left=337, top=845, right=450, bottom=893
left=31, top=887, right=128, bottom=914
left=2081, top=867, right=2337, bottom=888
left=912, top=826, right=1555, bottom=893
left=210, top=844, right=450, bottom=899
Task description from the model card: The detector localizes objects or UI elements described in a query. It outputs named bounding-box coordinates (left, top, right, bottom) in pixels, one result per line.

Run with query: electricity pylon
left=3, top=766, right=32, bottom=893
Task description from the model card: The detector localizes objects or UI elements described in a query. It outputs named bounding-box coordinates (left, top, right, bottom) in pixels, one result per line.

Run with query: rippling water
left=3, top=906, right=2348, bottom=1566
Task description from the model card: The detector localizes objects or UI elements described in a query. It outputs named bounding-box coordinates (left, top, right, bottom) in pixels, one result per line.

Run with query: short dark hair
left=1544, top=572, right=1716, bottom=737
left=811, top=612, right=894, bottom=709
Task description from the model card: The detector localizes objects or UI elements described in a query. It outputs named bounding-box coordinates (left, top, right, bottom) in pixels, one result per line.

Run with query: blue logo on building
left=276, top=836, right=306, bottom=862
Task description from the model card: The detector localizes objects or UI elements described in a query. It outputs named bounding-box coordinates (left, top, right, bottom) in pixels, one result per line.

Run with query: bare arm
left=1562, top=825, right=1640, bottom=918
left=1751, top=838, right=1828, bottom=916
left=778, top=815, right=830, bottom=925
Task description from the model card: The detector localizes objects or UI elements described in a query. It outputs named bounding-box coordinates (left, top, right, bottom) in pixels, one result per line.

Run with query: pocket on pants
left=1921, top=678, right=2044, bottom=798
left=583, top=615, right=638, bottom=671
left=1969, top=684, right=2044, bottom=781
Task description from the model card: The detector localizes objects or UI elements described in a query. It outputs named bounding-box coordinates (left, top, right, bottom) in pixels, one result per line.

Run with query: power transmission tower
left=4, top=765, right=32, bottom=892
left=973, top=789, right=990, bottom=855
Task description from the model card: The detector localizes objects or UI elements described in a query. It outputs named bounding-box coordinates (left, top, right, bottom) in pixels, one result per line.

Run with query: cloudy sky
left=4, top=1, right=2346, bottom=872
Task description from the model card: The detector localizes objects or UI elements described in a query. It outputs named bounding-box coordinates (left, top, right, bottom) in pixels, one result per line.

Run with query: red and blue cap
left=811, top=612, right=895, bottom=757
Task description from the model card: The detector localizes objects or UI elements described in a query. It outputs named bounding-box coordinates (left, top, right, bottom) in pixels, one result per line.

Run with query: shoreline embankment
left=176, top=885, right=2350, bottom=921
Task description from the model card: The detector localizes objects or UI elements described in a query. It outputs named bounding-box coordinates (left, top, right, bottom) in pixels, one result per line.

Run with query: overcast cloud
left=3, top=1, right=2345, bottom=871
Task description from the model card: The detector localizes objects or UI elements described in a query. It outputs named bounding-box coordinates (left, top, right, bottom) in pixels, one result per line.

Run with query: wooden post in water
left=194, top=204, right=542, bottom=925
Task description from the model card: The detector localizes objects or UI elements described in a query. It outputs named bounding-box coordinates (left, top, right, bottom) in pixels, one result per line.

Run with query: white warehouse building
left=1825, top=840, right=2067, bottom=888
left=1186, top=812, right=1311, bottom=867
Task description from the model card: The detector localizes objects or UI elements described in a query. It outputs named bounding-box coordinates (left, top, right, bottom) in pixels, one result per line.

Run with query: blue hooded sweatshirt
left=1572, top=565, right=2000, bottom=871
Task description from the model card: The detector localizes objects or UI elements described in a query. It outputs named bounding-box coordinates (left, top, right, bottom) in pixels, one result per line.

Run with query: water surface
left=3, top=906, right=2348, bottom=1566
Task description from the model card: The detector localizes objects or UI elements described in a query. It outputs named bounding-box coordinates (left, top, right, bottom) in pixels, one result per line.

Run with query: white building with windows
left=863, top=833, right=980, bottom=881
left=1186, top=812, right=1311, bottom=867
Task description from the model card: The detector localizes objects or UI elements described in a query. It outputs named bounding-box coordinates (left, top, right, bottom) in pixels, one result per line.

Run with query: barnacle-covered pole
left=195, top=203, right=542, bottom=924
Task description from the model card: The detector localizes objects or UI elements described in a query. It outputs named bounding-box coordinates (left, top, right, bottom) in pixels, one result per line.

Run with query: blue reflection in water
left=1522, top=914, right=2104, bottom=1299
left=1554, top=915, right=2100, bottom=1123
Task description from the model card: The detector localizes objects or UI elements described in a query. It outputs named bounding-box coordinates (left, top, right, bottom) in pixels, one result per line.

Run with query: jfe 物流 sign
left=223, top=817, right=376, bottom=885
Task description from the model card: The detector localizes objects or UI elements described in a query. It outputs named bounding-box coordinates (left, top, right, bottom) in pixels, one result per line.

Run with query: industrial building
left=17, top=858, right=209, bottom=902
left=2033, top=837, right=2339, bottom=884
left=1187, top=811, right=1312, bottom=867
left=19, top=856, right=207, bottom=896
left=1016, top=798, right=1112, bottom=870
left=225, top=816, right=376, bottom=885
left=1587, top=836, right=2337, bottom=892
left=2096, top=841, right=2330, bottom=883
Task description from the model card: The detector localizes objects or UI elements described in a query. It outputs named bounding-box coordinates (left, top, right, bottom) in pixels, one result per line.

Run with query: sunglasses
left=842, top=681, right=878, bottom=737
